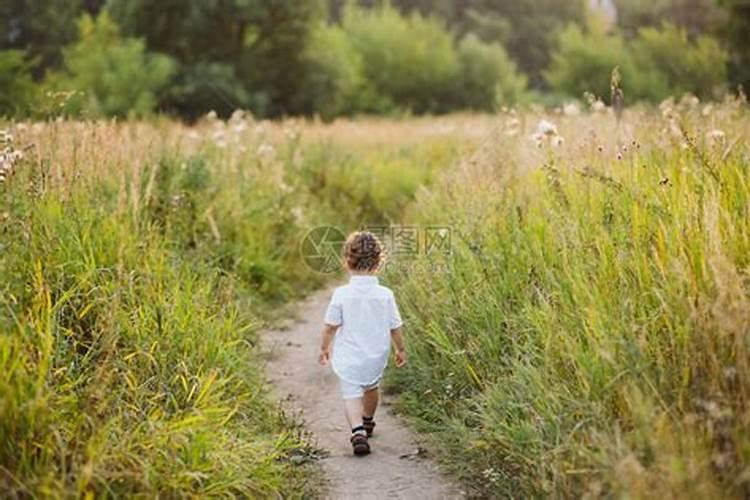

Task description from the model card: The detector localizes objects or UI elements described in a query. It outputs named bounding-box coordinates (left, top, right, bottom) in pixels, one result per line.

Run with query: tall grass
left=0, top=114, right=471, bottom=496
left=386, top=96, right=750, bottom=497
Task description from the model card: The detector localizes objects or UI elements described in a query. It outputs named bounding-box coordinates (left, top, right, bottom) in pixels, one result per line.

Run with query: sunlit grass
left=386, top=95, right=750, bottom=498
left=0, top=114, right=473, bottom=496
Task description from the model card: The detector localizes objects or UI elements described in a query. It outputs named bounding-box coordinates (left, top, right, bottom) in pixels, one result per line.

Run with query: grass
left=3, top=99, right=746, bottom=497
left=384, top=96, right=750, bottom=497
left=0, top=115, right=472, bottom=496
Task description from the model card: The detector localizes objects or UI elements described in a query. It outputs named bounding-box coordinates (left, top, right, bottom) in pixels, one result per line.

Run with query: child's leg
left=343, top=397, right=364, bottom=430
left=362, top=386, right=379, bottom=418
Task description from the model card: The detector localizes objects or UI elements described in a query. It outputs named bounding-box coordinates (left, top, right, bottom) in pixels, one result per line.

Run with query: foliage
left=0, top=50, right=36, bottom=117
left=546, top=21, right=728, bottom=102
left=342, top=4, right=459, bottom=114
left=301, top=23, right=367, bottom=119
left=454, top=34, right=527, bottom=110
left=49, top=12, right=174, bottom=118
left=385, top=101, right=750, bottom=497
left=631, top=23, right=728, bottom=99
left=545, top=23, right=650, bottom=102
left=0, top=115, right=469, bottom=496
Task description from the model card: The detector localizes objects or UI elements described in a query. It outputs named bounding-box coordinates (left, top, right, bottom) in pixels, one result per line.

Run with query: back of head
left=343, top=231, right=383, bottom=272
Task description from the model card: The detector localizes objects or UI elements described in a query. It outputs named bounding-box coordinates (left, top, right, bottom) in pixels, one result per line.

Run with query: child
left=318, top=231, right=407, bottom=456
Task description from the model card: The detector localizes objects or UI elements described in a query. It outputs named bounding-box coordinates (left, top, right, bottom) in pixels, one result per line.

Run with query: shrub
left=545, top=23, right=662, bottom=102
left=0, top=50, right=37, bottom=117
left=342, top=4, right=459, bottom=114
left=301, top=24, right=368, bottom=120
left=454, top=34, right=527, bottom=110
left=631, top=23, right=728, bottom=99
left=49, top=12, right=175, bottom=118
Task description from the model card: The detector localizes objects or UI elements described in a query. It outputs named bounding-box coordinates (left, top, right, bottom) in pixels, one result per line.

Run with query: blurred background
left=1, top=0, right=747, bottom=120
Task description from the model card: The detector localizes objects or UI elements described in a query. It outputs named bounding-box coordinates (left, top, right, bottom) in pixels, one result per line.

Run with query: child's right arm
left=318, top=324, right=337, bottom=366
left=390, top=327, right=407, bottom=367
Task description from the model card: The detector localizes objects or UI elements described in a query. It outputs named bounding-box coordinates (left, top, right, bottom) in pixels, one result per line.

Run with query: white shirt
left=324, top=275, right=403, bottom=385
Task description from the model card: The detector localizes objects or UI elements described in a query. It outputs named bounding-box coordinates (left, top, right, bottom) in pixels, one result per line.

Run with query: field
left=1, top=97, right=749, bottom=497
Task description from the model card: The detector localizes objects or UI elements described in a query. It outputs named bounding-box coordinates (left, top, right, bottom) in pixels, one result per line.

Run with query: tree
left=108, top=0, right=323, bottom=118
left=631, top=23, right=728, bottom=99
left=615, top=0, right=726, bottom=38
left=454, top=34, right=527, bottom=110
left=0, top=0, right=105, bottom=78
left=463, top=0, right=586, bottom=88
left=49, top=12, right=175, bottom=117
left=0, top=50, right=36, bottom=116
left=341, top=4, right=460, bottom=113
left=719, top=0, right=750, bottom=90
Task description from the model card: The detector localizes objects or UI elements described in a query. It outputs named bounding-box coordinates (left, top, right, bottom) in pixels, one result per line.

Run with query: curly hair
left=343, top=231, right=383, bottom=272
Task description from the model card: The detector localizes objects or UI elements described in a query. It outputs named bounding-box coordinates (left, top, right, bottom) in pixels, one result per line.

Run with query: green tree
left=454, top=34, right=527, bottom=110
left=0, top=0, right=104, bottom=77
left=615, top=0, right=726, bottom=38
left=464, top=0, right=586, bottom=88
left=545, top=23, right=661, bottom=102
left=631, top=23, right=728, bottom=99
left=0, top=50, right=36, bottom=116
left=108, top=0, right=322, bottom=118
left=300, top=23, right=367, bottom=119
left=342, top=4, right=459, bottom=113
left=719, top=0, right=750, bottom=90
left=50, top=12, right=175, bottom=117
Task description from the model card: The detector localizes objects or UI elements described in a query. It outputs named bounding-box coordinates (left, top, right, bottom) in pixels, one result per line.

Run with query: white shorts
left=338, top=377, right=381, bottom=400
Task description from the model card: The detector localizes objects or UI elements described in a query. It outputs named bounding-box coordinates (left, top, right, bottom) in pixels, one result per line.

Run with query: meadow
left=1, top=96, right=748, bottom=497
left=0, top=114, right=471, bottom=496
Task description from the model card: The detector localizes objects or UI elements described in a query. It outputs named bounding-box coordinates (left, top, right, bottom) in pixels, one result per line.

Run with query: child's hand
left=394, top=349, right=407, bottom=367
left=318, top=347, right=331, bottom=366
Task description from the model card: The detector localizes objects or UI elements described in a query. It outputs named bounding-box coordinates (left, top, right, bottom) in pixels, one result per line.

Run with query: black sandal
left=350, top=433, right=371, bottom=456
left=363, top=417, right=376, bottom=437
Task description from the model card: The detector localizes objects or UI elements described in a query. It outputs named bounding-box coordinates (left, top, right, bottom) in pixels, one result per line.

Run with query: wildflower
left=616, top=152, right=623, bottom=160
left=702, top=104, right=713, bottom=116
left=591, top=99, right=606, bottom=113
left=552, top=136, right=565, bottom=148
left=206, top=110, right=218, bottom=121
left=536, top=119, right=558, bottom=137
left=257, top=142, right=276, bottom=162
left=563, top=102, right=580, bottom=116
left=505, top=117, right=520, bottom=136
left=706, top=129, right=726, bottom=143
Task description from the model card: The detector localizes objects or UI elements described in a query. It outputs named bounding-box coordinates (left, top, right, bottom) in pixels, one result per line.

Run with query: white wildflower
left=563, top=102, right=580, bottom=116
left=591, top=99, right=606, bottom=112
left=706, top=129, right=726, bottom=144
left=257, top=142, right=276, bottom=162
left=536, top=119, right=558, bottom=137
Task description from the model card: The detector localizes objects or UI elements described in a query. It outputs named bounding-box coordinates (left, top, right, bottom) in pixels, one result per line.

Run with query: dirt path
left=261, top=285, right=463, bottom=499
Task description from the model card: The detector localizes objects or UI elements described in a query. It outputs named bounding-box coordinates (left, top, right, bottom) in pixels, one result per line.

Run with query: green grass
left=384, top=100, right=750, bottom=497
left=0, top=117, right=466, bottom=496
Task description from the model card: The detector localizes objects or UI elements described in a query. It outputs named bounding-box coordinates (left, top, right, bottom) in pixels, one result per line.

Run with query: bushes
left=0, top=50, right=37, bottom=117
left=631, top=23, right=728, bottom=99
left=301, top=24, right=367, bottom=120
left=302, top=5, right=527, bottom=116
left=342, top=4, right=460, bottom=113
left=385, top=104, right=750, bottom=497
left=48, top=12, right=174, bottom=118
left=455, top=34, right=528, bottom=111
left=546, top=21, right=730, bottom=103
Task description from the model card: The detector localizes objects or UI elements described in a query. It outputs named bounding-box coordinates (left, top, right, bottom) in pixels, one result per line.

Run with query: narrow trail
left=261, top=285, right=463, bottom=499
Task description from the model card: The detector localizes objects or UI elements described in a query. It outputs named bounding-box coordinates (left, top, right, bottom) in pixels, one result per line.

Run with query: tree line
left=1, top=0, right=748, bottom=119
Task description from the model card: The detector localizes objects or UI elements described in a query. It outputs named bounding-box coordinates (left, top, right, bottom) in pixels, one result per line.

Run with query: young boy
left=318, top=231, right=407, bottom=456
